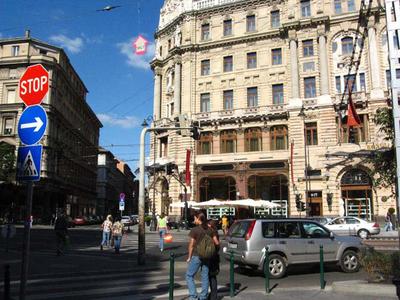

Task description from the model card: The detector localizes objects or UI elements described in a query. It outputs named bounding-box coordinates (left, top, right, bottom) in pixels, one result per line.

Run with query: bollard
left=169, top=252, right=175, bottom=300
left=264, top=247, right=270, bottom=294
left=4, top=264, right=10, bottom=300
left=319, top=245, right=325, bottom=289
left=230, top=250, right=235, bottom=298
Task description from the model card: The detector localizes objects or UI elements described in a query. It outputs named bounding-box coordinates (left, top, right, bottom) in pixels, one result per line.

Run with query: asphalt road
left=0, top=224, right=396, bottom=299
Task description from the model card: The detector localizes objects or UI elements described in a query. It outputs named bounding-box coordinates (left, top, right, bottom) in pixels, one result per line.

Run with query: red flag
left=185, top=149, right=191, bottom=186
left=346, top=93, right=361, bottom=126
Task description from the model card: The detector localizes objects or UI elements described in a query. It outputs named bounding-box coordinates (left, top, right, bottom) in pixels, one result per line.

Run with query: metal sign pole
left=19, top=181, right=33, bottom=300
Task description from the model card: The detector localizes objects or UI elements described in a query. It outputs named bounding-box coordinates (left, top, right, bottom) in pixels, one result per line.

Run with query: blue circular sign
left=18, top=105, right=47, bottom=145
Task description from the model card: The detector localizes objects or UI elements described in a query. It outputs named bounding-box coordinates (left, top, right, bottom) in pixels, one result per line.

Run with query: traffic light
left=295, top=194, right=301, bottom=211
left=165, top=163, right=174, bottom=175
left=300, top=201, right=306, bottom=211
left=189, top=121, right=200, bottom=140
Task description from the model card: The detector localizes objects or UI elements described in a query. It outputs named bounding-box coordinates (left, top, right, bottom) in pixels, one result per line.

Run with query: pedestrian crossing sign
left=16, top=145, right=42, bottom=181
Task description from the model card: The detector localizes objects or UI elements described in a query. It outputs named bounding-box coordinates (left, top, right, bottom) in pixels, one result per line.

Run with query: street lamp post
left=299, top=106, right=310, bottom=217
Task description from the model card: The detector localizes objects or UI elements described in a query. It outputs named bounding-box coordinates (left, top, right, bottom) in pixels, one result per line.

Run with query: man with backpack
left=186, top=211, right=219, bottom=300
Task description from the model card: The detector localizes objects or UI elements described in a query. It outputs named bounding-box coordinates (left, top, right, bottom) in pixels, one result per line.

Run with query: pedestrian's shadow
left=218, top=283, right=246, bottom=297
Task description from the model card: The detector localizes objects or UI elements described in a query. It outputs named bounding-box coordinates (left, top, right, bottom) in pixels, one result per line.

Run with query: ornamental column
left=153, top=68, right=161, bottom=120
left=174, top=59, right=182, bottom=117
left=318, top=29, right=332, bottom=105
left=368, top=23, right=384, bottom=99
left=290, top=38, right=300, bottom=100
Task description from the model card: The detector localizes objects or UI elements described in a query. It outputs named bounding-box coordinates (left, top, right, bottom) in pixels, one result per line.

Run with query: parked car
left=72, top=216, right=87, bottom=226
left=121, top=216, right=133, bottom=226
left=307, top=216, right=334, bottom=226
left=223, top=218, right=364, bottom=279
left=324, top=216, right=380, bottom=239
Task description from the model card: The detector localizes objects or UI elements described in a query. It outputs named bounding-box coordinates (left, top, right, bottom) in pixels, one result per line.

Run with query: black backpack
left=196, top=227, right=216, bottom=260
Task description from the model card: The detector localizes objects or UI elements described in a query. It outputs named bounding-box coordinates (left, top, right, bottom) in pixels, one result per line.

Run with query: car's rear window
left=229, top=221, right=252, bottom=238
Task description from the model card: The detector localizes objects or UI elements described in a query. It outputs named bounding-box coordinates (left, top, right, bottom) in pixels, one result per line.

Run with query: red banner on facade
left=346, top=93, right=361, bottom=126
left=185, top=149, right=191, bottom=186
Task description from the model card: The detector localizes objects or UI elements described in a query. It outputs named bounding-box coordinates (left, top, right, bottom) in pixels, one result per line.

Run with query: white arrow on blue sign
left=18, top=105, right=47, bottom=145
left=16, top=145, right=43, bottom=181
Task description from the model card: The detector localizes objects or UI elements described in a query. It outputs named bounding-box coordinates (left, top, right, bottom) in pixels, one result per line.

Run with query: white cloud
left=117, top=38, right=155, bottom=70
left=97, top=113, right=141, bottom=129
left=49, top=34, right=83, bottom=54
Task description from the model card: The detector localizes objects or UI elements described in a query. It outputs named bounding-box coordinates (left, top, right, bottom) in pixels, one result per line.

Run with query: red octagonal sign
left=19, top=64, right=49, bottom=106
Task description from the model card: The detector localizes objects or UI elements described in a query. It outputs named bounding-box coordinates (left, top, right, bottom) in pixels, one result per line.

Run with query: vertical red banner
left=185, top=149, right=191, bottom=186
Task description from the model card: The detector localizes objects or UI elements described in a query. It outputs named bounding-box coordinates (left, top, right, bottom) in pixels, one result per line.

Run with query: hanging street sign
left=119, top=199, right=125, bottom=211
left=19, top=64, right=49, bottom=106
left=16, top=145, right=43, bottom=181
left=18, top=105, right=47, bottom=145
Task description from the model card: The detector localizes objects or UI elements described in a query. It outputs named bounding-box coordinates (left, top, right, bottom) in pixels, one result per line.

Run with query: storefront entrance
left=308, top=191, right=322, bottom=216
left=340, top=169, right=373, bottom=220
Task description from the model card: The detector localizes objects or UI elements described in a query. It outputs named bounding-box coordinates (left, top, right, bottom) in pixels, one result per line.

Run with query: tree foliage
left=368, top=108, right=396, bottom=193
left=0, top=143, right=16, bottom=182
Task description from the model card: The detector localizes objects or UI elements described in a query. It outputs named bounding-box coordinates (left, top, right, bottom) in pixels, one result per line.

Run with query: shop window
left=200, top=176, right=236, bottom=202
left=245, top=127, right=262, bottom=152
left=198, top=132, right=213, bottom=155
left=305, top=122, right=318, bottom=145
left=248, top=174, right=288, bottom=201
left=220, top=130, right=237, bottom=153
left=270, top=125, right=288, bottom=150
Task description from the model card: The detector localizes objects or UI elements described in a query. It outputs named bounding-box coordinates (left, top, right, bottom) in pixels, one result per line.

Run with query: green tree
left=0, top=142, right=16, bottom=182
left=368, top=108, right=396, bottom=193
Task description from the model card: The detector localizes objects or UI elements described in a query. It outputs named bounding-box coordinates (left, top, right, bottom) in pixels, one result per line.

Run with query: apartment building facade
left=150, top=0, right=395, bottom=220
left=0, top=32, right=102, bottom=221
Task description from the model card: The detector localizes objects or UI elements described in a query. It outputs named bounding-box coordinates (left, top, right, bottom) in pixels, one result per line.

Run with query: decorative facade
left=150, top=0, right=394, bottom=220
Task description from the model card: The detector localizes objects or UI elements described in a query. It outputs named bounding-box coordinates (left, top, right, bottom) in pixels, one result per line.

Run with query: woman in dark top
left=208, top=219, right=220, bottom=300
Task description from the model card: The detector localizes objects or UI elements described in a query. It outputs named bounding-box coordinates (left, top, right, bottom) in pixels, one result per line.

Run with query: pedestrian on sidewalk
left=157, top=213, right=168, bottom=252
left=221, top=215, right=229, bottom=237
left=384, top=210, right=393, bottom=232
left=208, top=219, right=220, bottom=300
left=186, top=211, right=219, bottom=300
left=112, top=217, right=124, bottom=254
left=100, top=215, right=113, bottom=251
left=54, top=211, right=68, bottom=256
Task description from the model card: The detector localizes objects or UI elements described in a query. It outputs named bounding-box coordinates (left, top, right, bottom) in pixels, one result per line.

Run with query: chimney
left=25, top=29, right=30, bottom=38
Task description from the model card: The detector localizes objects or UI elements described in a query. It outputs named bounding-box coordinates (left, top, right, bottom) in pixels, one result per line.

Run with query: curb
left=331, top=280, right=397, bottom=298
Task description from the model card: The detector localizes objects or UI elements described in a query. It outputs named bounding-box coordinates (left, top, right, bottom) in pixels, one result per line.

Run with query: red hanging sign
left=346, top=93, right=361, bottom=127
left=185, top=149, right=191, bottom=186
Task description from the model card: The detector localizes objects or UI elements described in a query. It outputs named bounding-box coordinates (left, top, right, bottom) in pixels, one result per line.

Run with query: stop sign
left=19, top=64, right=49, bottom=106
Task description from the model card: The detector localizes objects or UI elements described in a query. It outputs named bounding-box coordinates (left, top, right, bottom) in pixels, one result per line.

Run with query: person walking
left=100, top=215, right=113, bottom=251
left=54, top=211, right=68, bottom=256
left=208, top=219, right=220, bottom=300
left=157, top=213, right=168, bottom=252
left=384, top=210, right=393, bottom=232
left=112, top=217, right=124, bottom=254
left=221, top=215, right=229, bottom=237
left=186, top=212, right=219, bottom=300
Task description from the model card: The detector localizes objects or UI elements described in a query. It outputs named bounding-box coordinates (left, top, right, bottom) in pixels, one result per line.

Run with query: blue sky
left=1, top=0, right=164, bottom=169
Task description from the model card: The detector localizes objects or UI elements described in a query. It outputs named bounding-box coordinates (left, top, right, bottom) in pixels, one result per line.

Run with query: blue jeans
left=159, top=229, right=166, bottom=250
left=384, top=222, right=393, bottom=231
left=101, top=231, right=110, bottom=246
left=114, top=236, right=122, bottom=251
left=186, top=256, right=209, bottom=300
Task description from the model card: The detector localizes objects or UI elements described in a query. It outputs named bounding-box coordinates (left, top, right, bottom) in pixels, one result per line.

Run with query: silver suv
left=223, top=218, right=364, bottom=278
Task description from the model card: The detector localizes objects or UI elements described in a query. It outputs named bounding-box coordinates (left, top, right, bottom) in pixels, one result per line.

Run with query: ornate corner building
left=150, top=0, right=395, bottom=220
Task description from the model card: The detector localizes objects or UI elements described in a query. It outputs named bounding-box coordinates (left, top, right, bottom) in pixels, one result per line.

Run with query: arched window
left=341, top=37, right=354, bottom=55
left=270, top=126, right=288, bottom=150
left=200, top=177, right=236, bottom=201
left=245, top=128, right=262, bottom=151
left=198, top=132, right=213, bottom=155
left=220, top=130, right=237, bottom=153
left=341, top=169, right=372, bottom=186
left=248, top=174, right=288, bottom=200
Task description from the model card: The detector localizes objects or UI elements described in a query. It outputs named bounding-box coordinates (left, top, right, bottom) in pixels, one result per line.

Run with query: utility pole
left=138, top=126, right=195, bottom=265
left=385, top=0, right=400, bottom=248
